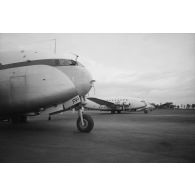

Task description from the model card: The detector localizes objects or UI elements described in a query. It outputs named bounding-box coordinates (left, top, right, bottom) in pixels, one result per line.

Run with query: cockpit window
left=0, top=58, right=85, bottom=70
left=58, top=59, right=78, bottom=66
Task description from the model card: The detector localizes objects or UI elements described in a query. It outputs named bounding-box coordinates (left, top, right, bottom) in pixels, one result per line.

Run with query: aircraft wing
left=87, top=97, right=115, bottom=108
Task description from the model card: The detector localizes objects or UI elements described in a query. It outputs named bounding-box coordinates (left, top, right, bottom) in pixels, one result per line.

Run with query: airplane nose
left=77, top=68, right=95, bottom=96
left=56, top=64, right=95, bottom=97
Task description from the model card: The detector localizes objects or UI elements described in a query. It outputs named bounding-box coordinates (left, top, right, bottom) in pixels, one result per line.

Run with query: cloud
left=85, top=60, right=195, bottom=104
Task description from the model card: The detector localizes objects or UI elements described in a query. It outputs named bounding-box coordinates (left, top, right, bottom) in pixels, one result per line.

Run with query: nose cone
left=74, top=67, right=95, bottom=97
left=56, top=63, right=95, bottom=97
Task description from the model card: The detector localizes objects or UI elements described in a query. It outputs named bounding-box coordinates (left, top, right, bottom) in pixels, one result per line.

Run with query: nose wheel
left=77, top=108, right=94, bottom=133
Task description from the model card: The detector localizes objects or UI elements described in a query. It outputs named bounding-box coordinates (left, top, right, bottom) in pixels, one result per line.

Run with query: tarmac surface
left=0, top=109, right=195, bottom=163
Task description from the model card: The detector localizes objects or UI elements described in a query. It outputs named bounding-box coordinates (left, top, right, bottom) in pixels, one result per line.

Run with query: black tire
left=117, top=111, right=121, bottom=114
left=111, top=110, right=115, bottom=114
left=77, top=114, right=94, bottom=133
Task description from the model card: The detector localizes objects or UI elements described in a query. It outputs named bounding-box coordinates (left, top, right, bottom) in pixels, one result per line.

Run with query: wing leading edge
left=87, top=97, right=115, bottom=108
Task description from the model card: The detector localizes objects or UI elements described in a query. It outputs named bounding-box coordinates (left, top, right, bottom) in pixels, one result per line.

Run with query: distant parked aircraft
left=85, top=97, right=154, bottom=114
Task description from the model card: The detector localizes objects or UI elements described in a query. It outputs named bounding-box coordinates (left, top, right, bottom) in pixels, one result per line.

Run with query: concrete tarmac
left=0, top=109, right=195, bottom=162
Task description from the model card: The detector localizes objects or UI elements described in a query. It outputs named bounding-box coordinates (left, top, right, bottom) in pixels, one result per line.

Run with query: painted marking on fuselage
left=72, top=96, right=80, bottom=105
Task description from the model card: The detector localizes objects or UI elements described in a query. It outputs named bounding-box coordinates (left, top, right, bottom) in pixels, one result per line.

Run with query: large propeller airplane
left=0, top=50, right=95, bottom=132
left=84, top=97, right=155, bottom=114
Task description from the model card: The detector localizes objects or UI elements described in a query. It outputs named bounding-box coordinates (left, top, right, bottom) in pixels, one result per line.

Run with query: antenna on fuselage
left=75, top=54, right=79, bottom=62
left=71, top=53, right=79, bottom=62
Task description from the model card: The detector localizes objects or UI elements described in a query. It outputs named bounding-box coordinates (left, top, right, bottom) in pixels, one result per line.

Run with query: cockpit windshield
left=58, top=59, right=77, bottom=66
left=0, top=57, right=85, bottom=70
left=57, top=59, right=84, bottom=67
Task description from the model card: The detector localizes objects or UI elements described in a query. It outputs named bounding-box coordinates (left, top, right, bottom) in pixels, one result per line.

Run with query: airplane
left=84, top=97, right=153, bottom=114
left=136, top=101, right=155, bottom=113
left=0, top=50, right=95, bottom=132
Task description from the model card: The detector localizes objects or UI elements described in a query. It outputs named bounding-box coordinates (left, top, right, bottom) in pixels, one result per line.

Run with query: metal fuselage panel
left=57, top=66, right=93, bottom=97
left=0, top=65, right=77, bottom=115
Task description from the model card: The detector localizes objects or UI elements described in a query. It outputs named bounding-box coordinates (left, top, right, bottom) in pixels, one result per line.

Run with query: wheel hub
left=79, top=119, right=88, bottom=129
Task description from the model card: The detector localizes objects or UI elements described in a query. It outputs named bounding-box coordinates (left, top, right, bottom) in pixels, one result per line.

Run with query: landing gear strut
left=76, top=101, right=94, bottom=133
left=47, top=95, right=94, bottom=132
left=77, top=112, right=94, bottom=133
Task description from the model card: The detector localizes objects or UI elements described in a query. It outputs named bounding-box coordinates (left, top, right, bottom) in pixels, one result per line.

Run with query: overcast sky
left=0, top=33, right=195, bottom=105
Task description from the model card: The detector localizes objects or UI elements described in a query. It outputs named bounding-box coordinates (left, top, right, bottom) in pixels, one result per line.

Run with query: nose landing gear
left=47, top=95, right=94, bottom=132
left=76, top=99, right=94, bottom=133
left=77, top=110, right=94, bottom=133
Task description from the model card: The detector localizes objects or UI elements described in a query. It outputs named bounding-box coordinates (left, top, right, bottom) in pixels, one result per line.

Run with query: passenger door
left=10, top=75, right=26, bottom=108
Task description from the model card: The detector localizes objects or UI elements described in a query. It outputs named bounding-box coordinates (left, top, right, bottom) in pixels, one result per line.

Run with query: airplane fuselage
left=0, top=51, right=94, bottom=117
left=85, top=97, right=147, bottom=112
